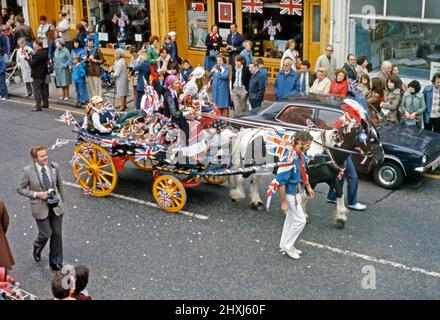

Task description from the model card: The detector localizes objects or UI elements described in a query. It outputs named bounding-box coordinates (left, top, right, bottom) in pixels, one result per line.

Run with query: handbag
left=47, top=60, right=54, bottom=74
left=209, top=49, right=219, bottom=59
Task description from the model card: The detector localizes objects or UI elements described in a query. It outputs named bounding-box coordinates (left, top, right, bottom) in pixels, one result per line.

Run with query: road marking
left=8, top=98, right=84, bottom=115
left=62, top=181, right=209, bottom=220
left=300, top=239, right=440, bottom=279
left=424, top=173, right=440, bottom=180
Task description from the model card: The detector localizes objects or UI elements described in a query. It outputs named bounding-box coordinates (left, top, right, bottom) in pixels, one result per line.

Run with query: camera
left=46, top=188, right=59, bottom=208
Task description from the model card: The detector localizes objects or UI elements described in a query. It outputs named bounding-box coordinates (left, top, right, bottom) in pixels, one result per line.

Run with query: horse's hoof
left=335, top=219, right=345, bottom=229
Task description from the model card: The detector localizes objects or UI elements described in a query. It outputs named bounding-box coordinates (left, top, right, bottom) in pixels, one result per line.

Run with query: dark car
left=238, top=94, right=440, bottom=189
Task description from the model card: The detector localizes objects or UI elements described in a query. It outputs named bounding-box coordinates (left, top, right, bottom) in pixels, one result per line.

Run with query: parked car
left=238, top=94, right=440, bottom=189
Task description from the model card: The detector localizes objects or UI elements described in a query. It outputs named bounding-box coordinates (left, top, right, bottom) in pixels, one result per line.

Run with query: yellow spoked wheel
left=130, top=158, right=156, bottom=172
left=72, top=143, right=117, bottom=197
left=152, top=175, right=187, bottom=213
left=203, top=175, right=227, bottom=185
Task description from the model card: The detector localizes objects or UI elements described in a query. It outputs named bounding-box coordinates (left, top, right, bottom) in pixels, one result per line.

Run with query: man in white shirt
left=231, top=55, right=250, bottom=117
left=17, top=145, right=65, bottom=271
left=298, top=60, right=316, bottom=95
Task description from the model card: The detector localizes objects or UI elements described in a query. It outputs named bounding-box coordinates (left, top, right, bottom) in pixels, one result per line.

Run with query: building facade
left=24, top=0, right=330, bottom=81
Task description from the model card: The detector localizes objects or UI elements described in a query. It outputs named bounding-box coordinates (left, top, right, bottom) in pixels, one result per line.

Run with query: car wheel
left=373, top=161, right=404, bottom=190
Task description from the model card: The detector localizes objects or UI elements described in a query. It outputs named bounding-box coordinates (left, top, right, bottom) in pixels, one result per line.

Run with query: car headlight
left=422, top=156, right=427, bottom=164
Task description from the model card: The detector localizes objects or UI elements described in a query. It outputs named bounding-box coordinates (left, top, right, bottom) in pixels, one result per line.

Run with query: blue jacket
left=132, top=62, right=151, bottom=92
left=209, top=65, right=230, bottom=108
left=72, top=62, right=87, bottom=84
left=86, top=33, right=99, bottom=56
left=274, top=70, right=300, bottom=100
left=181, top=67, right=193, bottom=83
left=248, top=70, right=266, bottom=108
left=423, top=84, right=440, bottom=124
left=0, top=58, right=6, bottom=75
left=75, top=32, right=87, bottom=48
left=70, top=47, right=86, bottom=66
left=260, top=68, right=269, bottom=87
left=240, top=50, right=253, bottom=66
left=163, top=42, right=177, bottom=61
left=0, top=33, right=14, bottom=55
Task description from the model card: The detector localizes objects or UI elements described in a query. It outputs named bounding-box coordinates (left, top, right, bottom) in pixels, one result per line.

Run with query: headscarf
left=165, top=75, right=178, bottom=98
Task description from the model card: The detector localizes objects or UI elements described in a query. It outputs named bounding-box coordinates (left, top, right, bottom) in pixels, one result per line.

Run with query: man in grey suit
left=17, top=145, right=65, bottom=271
left=314, top=44, right=338, bottom=81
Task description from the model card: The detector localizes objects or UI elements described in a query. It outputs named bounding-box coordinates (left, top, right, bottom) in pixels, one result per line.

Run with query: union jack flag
left=57, top=111, right=77, bottom=126
left=81, top=144, right=94, bottom=156
left=70, top=153, right=82, bottom=166
left=82, top=188, right=93, bottom=196
left=98, top=154, right=110, bottom=165
left=266, top=179, right=279, bottom=210
left=100, top=138, right=115, bottom=150
left=50, top=139, right=70, bottom=150
left=75, top=174, right=81, bottom=184
left=135, top=146, right=159, bottom=162
left=242, top=0, right=263, bottom=14
left=280, top=0, right=303, bottom=16
left=264, top=131, right=296, bottom=162
left=157, top=190, right=172, bottom=208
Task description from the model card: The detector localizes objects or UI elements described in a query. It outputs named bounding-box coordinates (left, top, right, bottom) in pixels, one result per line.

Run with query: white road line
left=300, top=239, right=440, bottom=279
left=63, top=181, right=209, bottom=220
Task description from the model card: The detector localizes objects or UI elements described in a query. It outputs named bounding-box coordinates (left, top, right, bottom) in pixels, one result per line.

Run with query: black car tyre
left=373, top=161, right=404, bottom=190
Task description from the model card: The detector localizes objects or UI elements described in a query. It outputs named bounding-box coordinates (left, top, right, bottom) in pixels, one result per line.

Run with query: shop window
left=349, top=0, right=384, bottom=15
left=186, top=0, right=209, bottom=50
left=312, top=5, right=321, bottom=43
left=349, top=18, right=440, bottom=79
left=60, top=0, right=75, bottom=29
left=425, top=0, right=440, bottom=20
left=386, top=0, right=423, bottom=18
left=242, top=0, right=303, bottom=60
left=214, top=0, right=235, bottom=44
left=277, top=106, right=315, bottom=126
left=90, top=0, right=151, bottom=50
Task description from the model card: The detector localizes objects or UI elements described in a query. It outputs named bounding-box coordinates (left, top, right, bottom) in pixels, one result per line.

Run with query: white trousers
left=87, top=76, right=102, bottom=98
left=279, top=194, right=306, bottom=251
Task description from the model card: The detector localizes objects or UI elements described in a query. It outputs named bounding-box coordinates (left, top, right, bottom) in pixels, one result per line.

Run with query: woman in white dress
left=16, top=37, right=34, bottom=98
left=280, top=39, right=300, bottom=71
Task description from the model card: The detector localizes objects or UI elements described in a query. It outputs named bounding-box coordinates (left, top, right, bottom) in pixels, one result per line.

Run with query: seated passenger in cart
left=82, top=96, right=114, bottom=135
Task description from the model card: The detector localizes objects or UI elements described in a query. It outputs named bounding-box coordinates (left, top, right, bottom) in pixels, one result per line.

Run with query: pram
left=101, top=66, right=114, bottom=89
left=0, top=285, right=39, bottom=300
left=5, top=49, right=21, bottom=86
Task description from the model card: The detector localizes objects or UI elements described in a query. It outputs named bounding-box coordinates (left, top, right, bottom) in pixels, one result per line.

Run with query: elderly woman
left=310, top=68, right=331, bottom=95
left=240, top=40, right=253, bottom=67
left=110, top=48, right=129, bottom=111
left=16, top=37, right=34, bottom=98
left=53, top=38, right=72, bottom=100
left=377, top=60, right=392, bottom=91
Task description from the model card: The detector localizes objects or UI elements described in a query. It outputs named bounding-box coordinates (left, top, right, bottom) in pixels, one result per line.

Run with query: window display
left=90, top=0, right=151, bottom=50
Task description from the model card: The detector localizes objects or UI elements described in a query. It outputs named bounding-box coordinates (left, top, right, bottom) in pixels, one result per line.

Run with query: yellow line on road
left=8, top=98, right=84, bottom=115
left=424, top=173, right=440, bottom=180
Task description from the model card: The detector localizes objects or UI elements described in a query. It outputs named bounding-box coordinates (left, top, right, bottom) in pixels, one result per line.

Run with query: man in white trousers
left=278, top=132, right=315, bottom=259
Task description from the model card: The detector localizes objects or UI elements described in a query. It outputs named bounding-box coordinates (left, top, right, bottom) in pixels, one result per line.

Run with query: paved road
left=1, top=99, right=439, bottom=300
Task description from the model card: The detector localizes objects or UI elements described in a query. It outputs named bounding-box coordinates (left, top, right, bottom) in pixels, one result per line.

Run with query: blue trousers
left=75, top=82, right=88, bottom=104
left=135, top=90, right=143, bottom=110
left=0, top=74, right=9, bottom=99
left=327, top=156, right=358, bottom=205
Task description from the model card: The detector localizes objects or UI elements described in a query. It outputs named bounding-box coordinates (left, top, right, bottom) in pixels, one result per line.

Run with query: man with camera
left=17, top=145, right=65, bottom=271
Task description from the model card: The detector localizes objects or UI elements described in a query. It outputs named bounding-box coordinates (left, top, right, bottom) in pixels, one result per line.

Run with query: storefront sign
left=430, top=62, right=440, bottom=80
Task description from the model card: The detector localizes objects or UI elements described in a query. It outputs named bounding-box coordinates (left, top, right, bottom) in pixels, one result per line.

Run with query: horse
left=227, top=111, right=383, bottom=228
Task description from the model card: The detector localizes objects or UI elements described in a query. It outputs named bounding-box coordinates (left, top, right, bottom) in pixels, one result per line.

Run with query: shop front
left=334, top=0, right=440, bottom=81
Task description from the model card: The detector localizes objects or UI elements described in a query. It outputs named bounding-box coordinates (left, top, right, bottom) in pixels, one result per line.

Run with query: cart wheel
left=203, top=175, right=227, bottom=185
left=130, top=158, right=156, bottom=172
left=14, top=76, right=21, bottom=84
left=72, top=143, right=117, bottom=197
left=153, top=175, right=187, bottom=213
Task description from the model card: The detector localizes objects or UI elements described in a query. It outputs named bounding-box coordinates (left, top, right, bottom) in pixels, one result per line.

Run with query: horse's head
left=336, top=116, right=383, bottom=165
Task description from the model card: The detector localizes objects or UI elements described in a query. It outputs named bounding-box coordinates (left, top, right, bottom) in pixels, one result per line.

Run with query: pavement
left=0, top=97, right=439, bottom=300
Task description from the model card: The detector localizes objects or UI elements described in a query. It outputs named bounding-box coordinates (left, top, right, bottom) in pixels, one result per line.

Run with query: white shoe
left=293, top=247, right=302, bottom=255
left=326, top=199, right=337, bottom=204
left=285, top=249, right=301, bottom=260
left=347, top=202, right=367, bottom=211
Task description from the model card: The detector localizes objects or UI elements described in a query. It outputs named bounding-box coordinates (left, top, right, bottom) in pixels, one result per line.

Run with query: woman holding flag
left=267, top=131, right=315, bottom=260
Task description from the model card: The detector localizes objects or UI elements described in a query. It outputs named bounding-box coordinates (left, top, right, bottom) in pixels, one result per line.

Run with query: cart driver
left=83, top=96, right=114, bottom=134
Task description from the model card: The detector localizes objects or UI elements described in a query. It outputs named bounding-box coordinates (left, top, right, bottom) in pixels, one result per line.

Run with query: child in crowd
left=72, top=55, right=88, bottom=108
left=399, top=80, right=426, bottom=128
left=0, top=50, right=8, bottom=101
left=256, top=58, right=268, bottom=87
left=356, top=73, right=371, bottom=97
left=180, top=59, right=193, bottom=84
left=86, top=25, right=99, bottom=56
left=71, top=265, right=92, bottom=300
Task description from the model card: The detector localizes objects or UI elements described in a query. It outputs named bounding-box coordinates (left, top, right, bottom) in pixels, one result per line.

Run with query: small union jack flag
left=242, top=0, right=263, bottom=14
left=100, top=138, right=115, bottom=150
left=81, top=144, right=94, bottom=157
left=75, top=174, right=81, bottom=184
left=70, top=153, right=82, bottom=166
left=158, top=190, right=172, bottom=208
left=97, top=182, right=111, bottom=190
left=82, top=188, right=93, bottom=196
left=280, top=0, right=303, bottom=16
left=264, top=131, right=296, bottom=162
left=135, top=146, right=159, bottom=162
left=57, top=111, right=76, bottom=126
left=98, top=154, right=110, bottom=165
left=266, top=179, right=280, bottom=210
left=50, top=139, right=70, bottom=150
